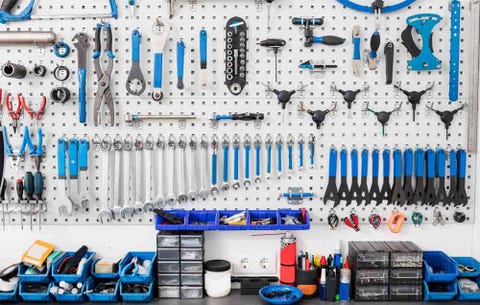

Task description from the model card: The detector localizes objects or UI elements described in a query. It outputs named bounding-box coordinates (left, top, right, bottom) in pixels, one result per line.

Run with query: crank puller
left=359, top=147, right=370, bottom=205
left=413, top=148, right=425, bottom=205
left=323, top=147, right=339, bottom=206
left=368, top=147, right=381, bottom=205
left=403, top=148, right=414, bottom=205
left=391, top=148, right=405, bottom=206
left=435, top=148, right=448, bottom=206
left=338, top=147, right=350, bottom=205
left=424, top=148, right=436, bottom=206
left=378, top=148, right=392, bottom=205
left=348, top=147, right=361, bottom=205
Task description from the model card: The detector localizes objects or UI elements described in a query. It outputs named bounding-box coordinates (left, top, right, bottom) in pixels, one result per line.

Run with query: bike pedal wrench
left=177, top=136, right=188, bottom=203
left=413, top=148, right=426, bottom=205
left=222, top=136, right=230, bottom=190
left=57, top=138, right=73, bottom=215
left=323, top=147, right=339, bottom=207
left=232, top=135, right=240, bottom=190
left=143, top=136, right=156, bottom=211
left=126, top=29, right=146, bottom=96
left=134, top=136, right=144, bottom=210
left=369, top=148, right=381, bottom=205
left=403, top=148, right=414, bottom=205
left=112, top=136, right=123, bottom=216
left=338, top=147, right=350, bottom=205
left=152, top=18, right=171, bottom=101
left=79, top=138, right=93, bottom=208
left=121, top=136, right=135, bottom=218
left=378, top=148, right=392, bottom=205
left=424, top=148, right=436, bottom=206
left=436, top=148, right=448, bottom=206
left=210, top=136, right=219, bottom=195
left=457, top=148, right=467, bottom=206
left=166, top=135, right=177, bottom=204
left=349, top=148, right=361, bottom=206
left=359, top=148, right=370, bottom=205
left=391, top=148, right=406, bottom=206
left=68, top=138, right=79, bottom=207
left=198, top=135, right=209, bottom=199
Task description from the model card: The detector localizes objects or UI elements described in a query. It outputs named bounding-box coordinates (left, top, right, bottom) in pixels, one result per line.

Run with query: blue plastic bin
left=217, top=210, right=249, bottom=230
left=0, top=281, right=18, bottom=302
left=424, top=251, right=458, bottom=282
left=19, top=281, right=52, bottom=302
left=278, top=209, right=310, bottom=230
left=119, top=252, right=156, bottom=284
left=120, top=281, right=153, bottom=303
left=457, top=277, right=480, bottom=301
left=423, top=281, right=457, bottom=301
left=155, top=209, right=188, bottom=230
left=91, top=258, right=124, bottom=279
left=52, top=251, right=95, bottom=283
left=18, top=262, right=52, bottom=283
left=248, top=210, right=279, bottom=230
left=53, top=279, right=88, bottom=302
left=186, top=210, right=218, bottom=230
left=86, top=278, right=120, bottom=302
left=452, top=256, right=480, bottom=278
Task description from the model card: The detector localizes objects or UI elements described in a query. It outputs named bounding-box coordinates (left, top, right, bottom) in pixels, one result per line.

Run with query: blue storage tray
left=186, top=210, right=218, bottom=230
left=155, top=209, right=188, bottom=230
left=457, top=277, right=480, bottom=301
left=52, top=251, right=95, bottom=283
left=217, top=210, right=249, bottom=230
left=424, top=251, right=458, bottom=282
left=248, top=210, right=279, bottom=230
left=91, top=258, right=123, bottom=279
left=119, top=252, right=156, bottom=284
left=19, top=281, right=52, bottom=302
left=278, top=209, right=310, bottom=230
left=18, top=262, right=51, bottom=283
left=452, top=256, right=480, bottom=278
left=0, top=282, right=18, bottom=302
left=86, top=278, right=120, bottom=302
left=53, top=279, right=87, bottom=302
left=423, top=281, right=457, bottom=301
left=120, top=281, right=153, bottom=303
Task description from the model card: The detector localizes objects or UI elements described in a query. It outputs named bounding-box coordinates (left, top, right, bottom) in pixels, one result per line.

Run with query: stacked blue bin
left=453, top=256, right=480, bottom=301
left=119, top=251, right=156, bottom=302
left=423, top=251, right=458, bottom=301
left=18, top=261, right=54, bottom=302
left=85, top=258, right=123, bottom=302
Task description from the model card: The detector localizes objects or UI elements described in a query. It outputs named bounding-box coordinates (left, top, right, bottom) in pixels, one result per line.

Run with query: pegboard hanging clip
left=280, top=187, right=313, bottom=205
left=124, top=113, right=196, bottom=129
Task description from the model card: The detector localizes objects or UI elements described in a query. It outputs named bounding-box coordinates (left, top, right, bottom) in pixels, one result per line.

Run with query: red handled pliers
left=20, top=95, right=46, bottom=132
left=5, top=94, right=22, bottom=133
left=343, top=212, right=360, bottom=231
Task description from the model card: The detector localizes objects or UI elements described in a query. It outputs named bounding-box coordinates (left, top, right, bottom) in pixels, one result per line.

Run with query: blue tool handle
left=245, top=145, right=250, bottom=179
left=426, top=149, right=435, bottom=178
left=2, top=126, right=12, bottom=156
left=200, top=29, right=207, bottom=66
left=351, top=148, right=358, bottom=177
left=176, top=40, right=185, bottom=79
left=215, top=115, right=233, bottom=121
left=436, top=148, right=446, bottom=178
left=109, top=0, right=119, bottom=18
left=292, top=17, right=323, bottom=25
left=382, top=149, right=390, bottom=177
left=361, top=148, right=368, bottom=177
left=79, top=138, right=89, bottom=170
left=34, top=171, right=43, bottom=199
left=255, top=145, right=260, bottom=177
left=328, top=147, right=337, bottom=177
left=458, top=149, right=466, bottom=178
left=0, top=0, right=34, bottom=24
left=415, top=148, right=425, bottom=177
left=288, top=144, right=293, bottom=170
left=340, top=148, right=347, bottom=177
left=309, top=142, right=314, bottom=166
left=372, top=149, right=379, bottom=177
left=233, top=146, right=239, bottom=180
left=282, top=192, right=314, bottom=198
left=57, top=138, right=67, bottom=179
left=404, top=148, right=413, bottom=176
left=449, top=149, right=457, bottom=176
left=393, top=149, right=402, bottom=178
left=35, top=128, right=44, bottom=156
left=353, top=37, right=361, bottom=60
left=211, top=153, right=217, bottom=185
left=19, top=126, right=35, bottom=155
left=153, top=53, right=163, bottom=89
left=78, top=67, right=87, bottom=123
left=299, top=143, right=304, bottom=169
left=223, top=146, right=228, bottom=182
left=277, top=144, right=282, bottom=172
left=370, top=31, right=380, bottom=58
left=68, top=138, right=79, bottom=178
left=24, top=171, right=33, bottom=198
left=267, top=145, right=272, bottom=174
left=131, top=29, right=141, bottom=62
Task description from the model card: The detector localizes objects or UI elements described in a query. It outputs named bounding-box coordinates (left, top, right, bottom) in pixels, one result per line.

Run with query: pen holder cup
left=296, top=268, right=318, bottom=298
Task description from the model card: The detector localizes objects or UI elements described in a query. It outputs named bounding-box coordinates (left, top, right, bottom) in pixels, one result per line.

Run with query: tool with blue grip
left=308, top=135, right=315, bottom=169
left=403, top=148, right=414, bottom=205
left=323, top=147, right=339, bottom=206
left=244, top=136, right=251, bottom=187
left=266, top=135, right=272, bottom=180
left=200, top=29, right=208, bottom=88
left=152, top=18, right=170, bottom=101
left=287, top=135, right=293, bottom=174
left=221, top=136, right=229, bottom=191
left=456, top=148, right=467, bottom=206
left=413, top=148, right=425, bottom=205
left=378, top=148, right=392, bottom=205
left=232, top=135, right=240, bottom=190
left=56, top=138, right=73, bottom=215
left=435, top=148, right=448, bottom=205
left=369, top=147, right=381, bottom=205
left=126, top=29, right=146, bottom=96
left=210, top=136, right=219, bottom=195
left=338, top=147, right=349, bottom=205
left=348, top=147, right=361, bottom=206
left=359, top=147, right=369, bottom=205
left=176, top=39, right=185, bottom=90
left=72, top=33, right=89, bottom=124
left=336, top=0, right=417, bottom=13
left=292, top=17, right=345, bottom=47
left=424, top=148, right=436, bottom=206
left=298, top=136, right=304, bottom=171
left=391, top=148, right=405, bottom=206
left=276, top=135, right=283, bottom=178
left=254, top=136, right=262, bottom=183
left=449, top=0, right=461, bottom=101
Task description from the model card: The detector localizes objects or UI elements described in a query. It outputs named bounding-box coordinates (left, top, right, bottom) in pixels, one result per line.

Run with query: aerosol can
left=280, top=231, right=296, bottom=286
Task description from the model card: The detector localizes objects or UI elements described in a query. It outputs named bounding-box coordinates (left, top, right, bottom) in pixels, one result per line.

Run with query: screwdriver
left=259, top=39, right=286, bottom=83
left=16, top=178, right=24, bottom=230
left=266, top=0, right=274, bottom=31
left=1, top=179, right=6, bottom=231
left=34, top=172, right=44, bottom=230
left=25, top=172, right=34, bottom=231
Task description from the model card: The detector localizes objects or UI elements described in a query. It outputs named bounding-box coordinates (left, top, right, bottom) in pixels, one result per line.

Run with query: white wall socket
left=233, top=253, right=277, bottom=276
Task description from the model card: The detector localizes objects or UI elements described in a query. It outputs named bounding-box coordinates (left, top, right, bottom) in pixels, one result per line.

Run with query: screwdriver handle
left=232, top=113, right=264, bottom=121
left=34, top=172, right=44, bottom=201
left=312, top=35, right=345, bottom=45
left=259, top=39, right=286, bottom=48
left=16, top=178, right=24, bottom=201
left=24, top=171, right=34, bottom=200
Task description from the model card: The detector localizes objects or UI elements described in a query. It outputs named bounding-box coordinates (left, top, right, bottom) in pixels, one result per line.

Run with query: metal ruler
left=468, top=0, right=480, bottom=153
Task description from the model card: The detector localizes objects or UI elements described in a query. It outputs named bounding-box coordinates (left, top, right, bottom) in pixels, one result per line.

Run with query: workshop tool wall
left=0, top=0, right=476, bottom=231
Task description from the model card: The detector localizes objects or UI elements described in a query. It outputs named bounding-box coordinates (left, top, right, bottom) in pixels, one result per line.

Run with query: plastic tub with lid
left=204, top=260, right=231, bottom=298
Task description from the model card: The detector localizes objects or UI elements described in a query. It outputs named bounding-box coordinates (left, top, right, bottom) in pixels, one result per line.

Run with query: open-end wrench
left=308, top=134, right=315, bottom=169
left=97, top=136, right=113, bottom=224
left=265, top=134, right=273, bottom=180
left=111, top=135, right=123, bottom=217
left=56, top=138, right=73, bottom=215
left=78, top=138, right=93, bottom=208
left=121, top=135, right=135, bottom=218
left=338, top=146, right=349, bottom=205
left=287, top=134, right=294, bottom=176
left=298, top=134, right=304, bottom=172
left=359, top=147, right=370, bottom=205
left=435, top=147, right=448, bottom=206
left=166, top=135, right=177, bottom=205
left=379, top=148, right=392, bottom=205
left=134, top=135, right=144, bottom=211
left=152, top=17, right=171, bottom=101
left=221, top=135, right=230, bottom=191
left=126, top=29, right=146, bottom=96
left=403, top=147, right=414, bottom=205
left=369, top=146, right=381, bottom=205
left=244, top=135, right=251, bottom=187
left=447, top=148, right=458, bottom=206
left=143, top=135, right=156, bottom=212
left=198, top=135, right=209, bottom=199
left=210, top=135, right=219, bottom=195
left=413, top=147, right=425, bottom=205
left=276, top=134, right=283, bottom=179
left=391, top=147, right=406, bottom=206
left=254, top=135, right=261, bottom=183
left=177, top=135, right=188, bottom=203
left=232, top=134, right=241, bottom=190
left=349, top=146, right=361, bottom=206
left=323, top=146, right=339, bottom=206
left=155, top=135, right=166, bottom=207
left=456, top=148, right=467, bottom=206
left=187, top=135, right=198, bottom=201
left=67, top=138, right=79, bottom=207
left=424, top=148, right=436, bottom=206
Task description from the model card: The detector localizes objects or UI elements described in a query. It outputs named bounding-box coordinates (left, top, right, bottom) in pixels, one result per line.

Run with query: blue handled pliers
left=3, top=125, right=44, bottom=170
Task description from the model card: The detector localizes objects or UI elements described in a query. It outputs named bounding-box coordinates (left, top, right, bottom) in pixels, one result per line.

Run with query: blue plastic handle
left=109, top=0, right=119, bottom=18
left=426, top=148, right=435, bottom=178
left=312, top=36, right=324, bottom=44
left=299, top=142, right=304, bottom=169
left=292, top=17, right=323, bottom=25
left=211, top=152, right=217, bottom=185
left=19, top=126, right=35, bottom=155
left=233, top=145, right=239, bottom=180
left=78, top=67, right=87, bottom=123
left=215, top=115, right=233, bottom=121
left=372, top=148, right=379, bottom=178
left=361, top=148, right=368, bottom=177
left=267, top=144, right=272, bottom=174
left=35, top=128, right=44, bottom=156
left=415, top=148, right=425, bottom=177
left=370, top=31, right=380, bottom=58
left=223, top=146, right=229, bottom=182
left=245, top=144, right=250, bottom=179
left=288, top=144, right=293, bottom=171
left=393, top=148, right=402, bottom=178
left=458, top=149, right=466, bottom=178
left=200, top=29, right=207, bottom=65
left=79, top=138, right=89, bottom=170
left=449, top=149, right=457, bottom=177
left=309, top=141, right=314, bottom=166
left=436, top=148, right=446, bottom=178
left=255, top=145, right=261, bottom=177
left=2, top=126, right=12, bottom=156
left=0, top=0, right=34, bottom=24
left=176, top=40, right=185, bottom=80
left=131, top=29, right=141, bottom=62
left=353, top=36, right=361, bottom=60
left=383, top=149, right=390, bottom=177
left=351, top=148, right=358, bottom=177
left=277, top=143, right=282, bottom=172
left=153, top=53, right=163, bottom=89
left=328, top=147, right=337, bottom=177
left=282, top=192, right=314, bottom=198
left=404, top=148, right=413, bottom=176
left=340, top=148, right=347, bottom=177
left=57, top=138, right=67, bottom=179
left=68, top=138, right=79, bottom=179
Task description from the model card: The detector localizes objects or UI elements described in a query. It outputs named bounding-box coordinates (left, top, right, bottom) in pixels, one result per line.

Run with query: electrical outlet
left=240, top=258, right=249, bottom=270
left=232, top=254, right=277, bottom=275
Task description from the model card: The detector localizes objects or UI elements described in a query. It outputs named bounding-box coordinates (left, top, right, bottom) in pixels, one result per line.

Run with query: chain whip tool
left=134, top=136, right=144, bottom=211
left=111, top=135, right=123, bottom=216
left=200, top=29, right=208, bottom=88
left=198, top=135, right=209, bottom=199
left=79, top=138, right=93, bottom=209
left=155, top=135, right=166, bottom=207
left=210, top=136, right=219, bottom=195
left=266, top=134, right=273, bottom=180
left=254, top=135, right=261, bottom=183
left=468, top=0, right=480, bottom=152
left=152, top=18, right=171, bottom=101
left=126, top=29, right=146, bottom=96
left=97, top=136, right=113, bottom=223
left=177, top=135, right=188, bottom=203
left=121, top=135, right=135, bottom=218
left=221, top=135, right=230, bottom=191
left=187, top=136, right=198, bottom=201
left=166, top=135, right=177, bottom=204
left=232, top=134, right=241, bottom=190
left=276, top=134, right=283, bottom=179
left=244, top=135, right=251, bottom=187
left=143, top=135, right=155, bottom=211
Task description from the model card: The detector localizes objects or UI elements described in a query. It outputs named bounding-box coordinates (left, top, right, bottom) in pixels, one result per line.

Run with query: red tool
left=5, top=94, right=22, bottom=133
left=20, top=95, right=46, bottom=121
left=343, top=212, right=360, bottom=231
left=280, top=232, right=296, bottom=286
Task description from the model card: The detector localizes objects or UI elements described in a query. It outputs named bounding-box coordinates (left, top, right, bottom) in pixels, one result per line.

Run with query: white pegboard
left=0, top=0, right=475, bottom=227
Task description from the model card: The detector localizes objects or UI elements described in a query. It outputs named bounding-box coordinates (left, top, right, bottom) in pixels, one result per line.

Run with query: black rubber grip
left=320, top=36, right=346, bottom=46
left=259, top=39, right=286, bottom=48
left=232, top=113, right=265, bottom=121
left=384, top=42, right=394, bottom=85
left=370, top=32, right=380, bottom=52
left=94, top=26, right=101, bottom=54
left=401, top=25, right=420, bottom=57
left=1, top=0, right=20, bottom=14
left=24, top=172, right=34, bottom=200
left=105, top=26, right=113, bottom=52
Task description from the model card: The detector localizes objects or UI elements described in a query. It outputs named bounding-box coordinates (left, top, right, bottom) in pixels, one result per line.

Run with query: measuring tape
left=468, top=0, right=480, bottom=153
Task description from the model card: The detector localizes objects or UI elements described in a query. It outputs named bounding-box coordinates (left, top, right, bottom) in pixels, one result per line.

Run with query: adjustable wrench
left=210, top=135, right=219, bottom=195
left=254, top=135, right=261, bottom=183
left=97, top=136, right=113, bottom=224
left=155, top=135, right=166, bottom=207
left=244, top=135, right=251, bottom=187
left=177, top=135, right=188, bottom=203
left=143, top=135, right=155, bottom=212
left=111, top=135, right=123, bottom=216
left=221, top=135, right=230, bottom=191
left=232, top=134, right=241, bottom=190
left=152, top=17, right=171, bottom=101
left=56, top=138, right=73, bottom=215
left=121, top=135, right=135, bottom=218
left=187, top=135, right=198, bottom=201
left=78, top=138, right=93, bottom=209
left=68, top=138, right=79, bottom=207
left=166, top=135, right=177, bottom=205
left=134, top=135, right=144, bottom=211
left=198, top=135, right=209, bottom=199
